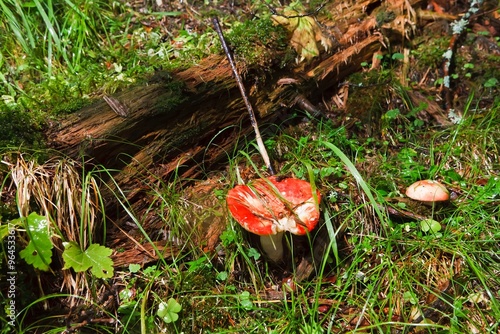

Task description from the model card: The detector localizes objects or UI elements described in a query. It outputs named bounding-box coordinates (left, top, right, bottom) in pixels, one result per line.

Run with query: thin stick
left=212, top=17, right=275, bottom=175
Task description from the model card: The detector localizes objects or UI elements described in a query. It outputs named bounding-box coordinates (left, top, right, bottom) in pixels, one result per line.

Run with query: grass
left=0, top=0, right=219, bottom=124
left=1, top=0, right=499, bottom=332
left=136, top=103, right=497, bottom=332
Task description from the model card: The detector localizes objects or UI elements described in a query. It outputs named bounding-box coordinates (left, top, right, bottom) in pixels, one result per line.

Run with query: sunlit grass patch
left=192, top=105, right=499, bottom=332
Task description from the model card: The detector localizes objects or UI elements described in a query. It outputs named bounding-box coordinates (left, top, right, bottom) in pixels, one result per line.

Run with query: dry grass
left=4, top=154, right=103, bottom=307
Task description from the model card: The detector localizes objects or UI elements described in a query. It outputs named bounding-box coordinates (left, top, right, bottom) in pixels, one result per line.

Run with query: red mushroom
left=213, top=18, right=321, bottom=261
left=227, top=176, right=321, bottom=262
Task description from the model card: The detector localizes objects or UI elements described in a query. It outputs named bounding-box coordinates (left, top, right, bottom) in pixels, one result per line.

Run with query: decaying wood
left=111, top=242, right=181, bottom=267
left=49, top=0, right=435, bottom=267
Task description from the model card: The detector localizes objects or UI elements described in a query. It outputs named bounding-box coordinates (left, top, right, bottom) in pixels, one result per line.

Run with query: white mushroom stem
left=259, top=232, right=284, bottom=262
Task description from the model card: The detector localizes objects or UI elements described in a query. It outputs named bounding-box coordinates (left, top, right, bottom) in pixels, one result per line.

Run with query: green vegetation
left=4, top=102, right=497, bottom=332
left=0, top=107, right=46, bottom=148
left=1, top=0, right=499, bottom=333
left=226, top=17, right=290, bottom=66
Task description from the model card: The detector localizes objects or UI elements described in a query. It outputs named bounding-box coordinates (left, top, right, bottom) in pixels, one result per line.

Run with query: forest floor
left=0, top=0, right=499, bottom=333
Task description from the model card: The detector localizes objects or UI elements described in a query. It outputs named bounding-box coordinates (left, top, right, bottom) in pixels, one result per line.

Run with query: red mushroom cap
left=227, top=176, right=321, bottom=236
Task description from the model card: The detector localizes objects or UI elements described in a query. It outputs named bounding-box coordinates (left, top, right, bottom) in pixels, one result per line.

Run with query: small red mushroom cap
left=405, top=180, right=449, bottom=202
left=226, top=176, right=321, bottom=236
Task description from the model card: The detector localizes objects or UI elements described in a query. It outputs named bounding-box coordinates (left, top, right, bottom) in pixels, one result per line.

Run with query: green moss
left=411, top=36, right=449, bottom=69
left=347, top=71, right=394, bottom=117
left=0, top=105, right=46, bottom=149
left=151, top=80, right=187, bottom=115
left=226, top=17, right=289, bottom=66
left=52, top=97, right=91, bottom=115
left=376, top=10, right=396, bottom=27
left=163, top=121, right=206, bottom=155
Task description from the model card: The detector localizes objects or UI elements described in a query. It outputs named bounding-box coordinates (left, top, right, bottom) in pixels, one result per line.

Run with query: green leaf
left=4, top=217, right=23, bottom=242
left=403, top=291, right=418, bottom=305
left=392, top=52, right=404, bottom=60
left=129, top=263, right=141, bottom=273
left=186, top=256, right=209, bottom=273
left=483, top=176, right=500, bottom=199
left=239, top=291, right=253, bottom=310
left=157, top=298, right=182, bottom=323
left=62, top=242, right=114, bottom=278
left=384, top=108, right=400, bottom=120
left=247, top=247, right=261, bottom=260
left=0, top=223, right=10, bottom=241
left=484, top=77, right=498, bottom=88
left=220, top=229, right=236, bottom=247
left=143, top=265, right=158, bottom=276
left=19, top=213, right=53, bottom=271
left=420, top=219, right=442, bottom=233
left=216, top=271, right=228, bottom=281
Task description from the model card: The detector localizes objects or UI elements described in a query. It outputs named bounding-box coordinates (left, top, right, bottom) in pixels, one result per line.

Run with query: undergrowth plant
left=1, top=95, right=498, bottom=333
left=0, top=0, right=218, bottom=121
left=0, top=153, right=115, bottom=331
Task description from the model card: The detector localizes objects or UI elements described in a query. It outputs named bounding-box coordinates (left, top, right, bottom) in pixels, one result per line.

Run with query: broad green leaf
left=62, top=242, right=114, bottom=278
left=0, top=224, right=9, bottom=241
left=2, top=217, right=23, bottom=241
left=157, top=298, right=182, bottom=323
left=143, top=265, right=158, bottom=276
left=19, top=213, right=53, bottom=271
left=385, top=108, right=400, bottom=120
left=483, top=176, right=500, bottom=199
left=216, top=271, right=228, bottom=281
left=403, top=291, right=418, bottom=305
left=484, top=77, right=498, bottom=88
left=392, top=52, right=404, bottom=60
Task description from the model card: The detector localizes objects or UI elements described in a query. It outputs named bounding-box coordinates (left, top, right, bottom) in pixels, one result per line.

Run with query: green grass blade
left=0, top=1, right=31, bottom=53
left=320, top=140, right=388, bottom=226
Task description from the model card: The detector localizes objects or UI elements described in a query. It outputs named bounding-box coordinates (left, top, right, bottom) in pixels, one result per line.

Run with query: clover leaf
left=157, top=298, right=182, bottom=323
left=420, top=219, right=442, bottom=233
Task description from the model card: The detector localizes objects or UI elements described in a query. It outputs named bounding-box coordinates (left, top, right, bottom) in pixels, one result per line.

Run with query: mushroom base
left=259, top=232, right=284, bottom=262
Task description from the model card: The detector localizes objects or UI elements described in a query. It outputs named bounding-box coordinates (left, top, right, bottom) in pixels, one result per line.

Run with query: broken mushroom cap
left=227, top=176, right=321, bottom=235
left=405, top=180, right=449, bottom=203
left=226, top=176, right=321, bottom=262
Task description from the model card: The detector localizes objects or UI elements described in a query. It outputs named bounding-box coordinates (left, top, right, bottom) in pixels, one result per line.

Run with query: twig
left=212, top=17, right=275, bottom=175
